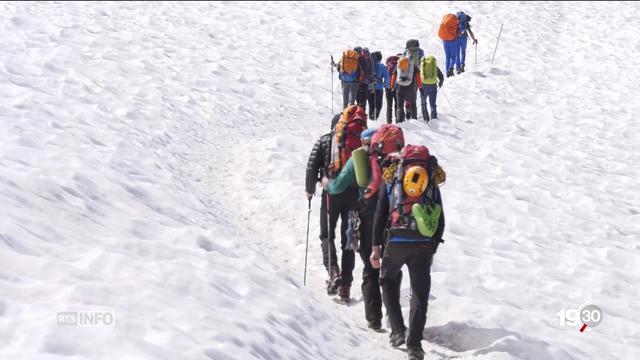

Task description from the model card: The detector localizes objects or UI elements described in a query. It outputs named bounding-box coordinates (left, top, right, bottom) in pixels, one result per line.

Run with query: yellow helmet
left=403, top=166, right=429, bottom=196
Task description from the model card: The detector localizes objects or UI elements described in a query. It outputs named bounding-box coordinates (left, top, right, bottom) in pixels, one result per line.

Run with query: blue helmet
left=360, top=128, right=377, bottom=140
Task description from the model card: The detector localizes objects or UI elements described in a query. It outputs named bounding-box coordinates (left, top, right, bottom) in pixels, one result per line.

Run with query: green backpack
left=420, top=56, right=438, bottom=85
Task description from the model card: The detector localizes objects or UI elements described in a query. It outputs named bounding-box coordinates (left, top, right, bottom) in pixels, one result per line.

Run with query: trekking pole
left=475, top=42, right=478, bottom=71
left=441, top=87, right=454, bottom=110
left=326, top=193, right=332, bottom=284
left=303, top=198, right=312, bottom=286
left=491, top=24, right=504, bottom=65
left=331, top=55, right=335, bottom=115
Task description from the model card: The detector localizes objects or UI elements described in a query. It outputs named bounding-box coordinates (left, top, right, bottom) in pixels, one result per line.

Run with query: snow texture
left=0, top=2, right=639, bottom=360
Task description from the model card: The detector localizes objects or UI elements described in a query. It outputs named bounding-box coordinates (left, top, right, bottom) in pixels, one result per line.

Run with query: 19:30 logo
left=552, top=304, right=603, bottom=332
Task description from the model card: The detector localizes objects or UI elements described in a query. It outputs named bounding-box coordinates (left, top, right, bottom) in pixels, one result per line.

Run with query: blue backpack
left=457, top=12, right=469, bottom=34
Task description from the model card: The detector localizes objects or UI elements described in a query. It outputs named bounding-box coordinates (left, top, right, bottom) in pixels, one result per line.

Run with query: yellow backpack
left=420, top=56, right=438, bottom=85
left=340, top=50, right=360, bottom=74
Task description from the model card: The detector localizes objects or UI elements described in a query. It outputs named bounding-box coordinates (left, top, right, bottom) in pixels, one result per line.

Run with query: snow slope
left=1, top=2, right=639, bottom=360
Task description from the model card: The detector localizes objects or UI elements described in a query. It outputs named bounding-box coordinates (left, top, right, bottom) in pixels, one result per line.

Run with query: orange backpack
left=398, top=57, right=410, bottom=72
left=329, top=105, right=367, bottom=176
left=340, top=50, right=360, bottom=74
left=396, top=56, right=414, bottom=87
left=438, top=14, right=459, bottom=41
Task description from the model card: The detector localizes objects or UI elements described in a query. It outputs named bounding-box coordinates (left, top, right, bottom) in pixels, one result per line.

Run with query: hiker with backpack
left=455, top=11, right=478, bottom=74
left=305, top=114, right=344, bottom=295
left=307, top=105, right=367, bottom=301
left=322, top=124, right=405, bottom=329
left=370, top=145, right=446, bottom=360
left=439, top=14, right=459, bottom=77
left=335, top=47, right=362, bottom=109
left=402, top=42, right=432, bottom=122
left=357, top=48, right=375, bottom=113
left=402, top=41, right=429, bottom=122
left=368, top=51, right=390, bottom=121
left=419, top=55, right=445, bottom=121
left=393, top=39, right=423, bottom=123
left=385, top=53, right=401, bottom=124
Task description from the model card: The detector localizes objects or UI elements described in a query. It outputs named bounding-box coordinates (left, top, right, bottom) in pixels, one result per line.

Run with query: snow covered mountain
left=1, top=2, right=638, bottom=359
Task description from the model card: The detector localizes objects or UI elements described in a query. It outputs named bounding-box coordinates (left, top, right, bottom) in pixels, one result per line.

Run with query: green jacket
left=327, top=157, right=357, bottom=195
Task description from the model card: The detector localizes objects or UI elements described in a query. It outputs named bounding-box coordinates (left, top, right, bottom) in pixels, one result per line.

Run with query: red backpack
left=364, top=125, right=405, bottom=198
left=370, top=124, right=405, bottom=157
left=386, top=56, right=399, bottom=77
left=329, top=105, right=367, bottom=176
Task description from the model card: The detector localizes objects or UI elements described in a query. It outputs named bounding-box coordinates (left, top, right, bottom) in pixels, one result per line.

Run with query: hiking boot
left=460, top=64, right=466, bottom=73
left=367, top=319, right=382, bottom=331
left=407, top=345, right=425, bottom=360
left=446, top=68, right=454, bottom=77
left=338, top=282, right=351, bottom=301
left=327, top=268, right=341, bottom=296
left=456, top=68, right=462, bottom=75
left=389, top=329, right=406, bottom=347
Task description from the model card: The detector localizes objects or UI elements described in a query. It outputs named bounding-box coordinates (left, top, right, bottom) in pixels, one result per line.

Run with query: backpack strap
left=385, top=180, right=396, bottom=229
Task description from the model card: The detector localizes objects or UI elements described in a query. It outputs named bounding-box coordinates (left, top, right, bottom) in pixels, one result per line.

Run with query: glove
left=473, top=39, right=478, bottom=45
left=419, top=88, right=424, bottom=96
left=305, top=191, right=314, bottom=200
left=438, top=81, right=443, bottom=88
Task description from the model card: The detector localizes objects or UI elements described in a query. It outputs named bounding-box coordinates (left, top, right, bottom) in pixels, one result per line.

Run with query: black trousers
left=380, top=242, right=435, bottom=348
left=319, top=189, right=358, bottom=284
left=358, top=204, right=382, bottom=321
left=367, top=89, right=383, bottom=120
left=356, top=83, right=369, bottom=111
left=396, top=84, right=417, bottom=123
left=358, top=199, right=402, bottom=322
left=385, top=88, right=397, bottom=124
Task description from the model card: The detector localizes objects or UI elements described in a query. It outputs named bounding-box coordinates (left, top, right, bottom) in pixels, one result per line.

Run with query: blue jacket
left=457, top=13, right=472, bottom=38
left=339, top=70, right=359, bottom=82
left=373, top=63, right=389, bottom=90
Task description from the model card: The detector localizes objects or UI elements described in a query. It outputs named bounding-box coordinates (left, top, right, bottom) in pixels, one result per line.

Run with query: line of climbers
left=305, top=105, right=447, bottom=360
left=333, top=11, right=477, bottom=124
